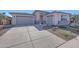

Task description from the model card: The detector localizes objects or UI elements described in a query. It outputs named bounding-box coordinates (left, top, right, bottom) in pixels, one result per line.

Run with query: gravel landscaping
left=44, top=26, right=77, bottom=41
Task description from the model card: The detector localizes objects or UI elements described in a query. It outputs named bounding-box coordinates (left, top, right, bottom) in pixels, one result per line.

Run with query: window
left=61, top=15, right=67, bottom=21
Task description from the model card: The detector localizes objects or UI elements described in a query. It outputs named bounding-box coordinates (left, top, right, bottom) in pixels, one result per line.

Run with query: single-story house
left=10, top=10, right=71, bottom=26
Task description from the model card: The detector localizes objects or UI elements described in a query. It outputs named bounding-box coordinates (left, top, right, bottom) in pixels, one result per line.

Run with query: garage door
left=16, top=16, right=34, bottom=25
left=46, top=16, right=53, bottom=26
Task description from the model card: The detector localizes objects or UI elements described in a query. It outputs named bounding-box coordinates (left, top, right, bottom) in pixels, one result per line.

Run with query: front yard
left=43, top=26, right=77, bottom=41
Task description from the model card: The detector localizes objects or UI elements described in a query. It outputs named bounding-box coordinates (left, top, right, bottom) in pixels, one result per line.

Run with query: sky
left=0, top=10, right=79, bottom=17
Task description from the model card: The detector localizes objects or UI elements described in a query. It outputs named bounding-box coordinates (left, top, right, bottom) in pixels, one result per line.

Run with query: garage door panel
left=16, top=16, right=34, bottom=25
left=47, top=16, right=53, bottom=25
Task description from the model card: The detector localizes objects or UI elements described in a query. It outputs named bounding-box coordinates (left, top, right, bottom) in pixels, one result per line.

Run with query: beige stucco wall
left=34, top=12, right=47, bottom=24
left=12, top=15, right=16, bottom=25
left=34, top=12, right=40, bottom=22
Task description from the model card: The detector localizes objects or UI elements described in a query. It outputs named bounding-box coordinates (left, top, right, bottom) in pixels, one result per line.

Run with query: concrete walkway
left=0, top=26, right=66, bottom=48
left=58, top=36, right=79, bottom=48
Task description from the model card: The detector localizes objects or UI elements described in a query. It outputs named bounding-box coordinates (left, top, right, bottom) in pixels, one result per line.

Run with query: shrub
left=62, top=31, right=72, bottom=37
left=59, top=25, right=68, bottom=29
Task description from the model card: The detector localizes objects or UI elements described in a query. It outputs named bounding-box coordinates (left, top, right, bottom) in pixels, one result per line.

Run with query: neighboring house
left=10, top=10, right=71, bottom=26
left=0, top=16, right=12, bottom=25
left=5, top=16, right=12, bottom=25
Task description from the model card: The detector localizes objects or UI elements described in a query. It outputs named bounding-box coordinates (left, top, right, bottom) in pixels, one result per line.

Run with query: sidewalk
left=58, top=36, right=79, bottom=48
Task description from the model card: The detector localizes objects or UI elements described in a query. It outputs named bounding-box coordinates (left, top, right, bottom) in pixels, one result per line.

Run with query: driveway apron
left=0, top=26, right=32, bottom=48
left=0, top=26, right=66, bottom=48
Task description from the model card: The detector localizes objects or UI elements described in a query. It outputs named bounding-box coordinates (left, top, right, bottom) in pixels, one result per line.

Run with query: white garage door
left=46, top=16, right=53, bottom=26
left=16, top=16, right=34, bottom=25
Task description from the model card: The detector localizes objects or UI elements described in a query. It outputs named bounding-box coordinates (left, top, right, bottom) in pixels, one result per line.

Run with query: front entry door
left=40, top=15, right=45, bottom=24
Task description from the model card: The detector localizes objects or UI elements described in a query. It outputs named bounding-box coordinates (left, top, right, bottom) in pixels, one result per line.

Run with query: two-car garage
left=10, top=13, right=35, bottom=26
left=16, top=16, right=34, bottom=25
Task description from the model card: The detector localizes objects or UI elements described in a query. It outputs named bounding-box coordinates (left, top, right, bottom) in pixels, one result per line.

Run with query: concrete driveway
left=0, top=26, right=66, bottom=48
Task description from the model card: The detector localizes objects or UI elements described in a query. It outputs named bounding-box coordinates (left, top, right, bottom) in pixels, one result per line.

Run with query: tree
left=71, top=14, right=79, bottom=23
left=0, top=13, right=7, bottom=25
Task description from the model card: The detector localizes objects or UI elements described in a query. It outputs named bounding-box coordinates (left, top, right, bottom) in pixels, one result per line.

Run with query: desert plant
left=62, top=30, right=72, bottom=37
